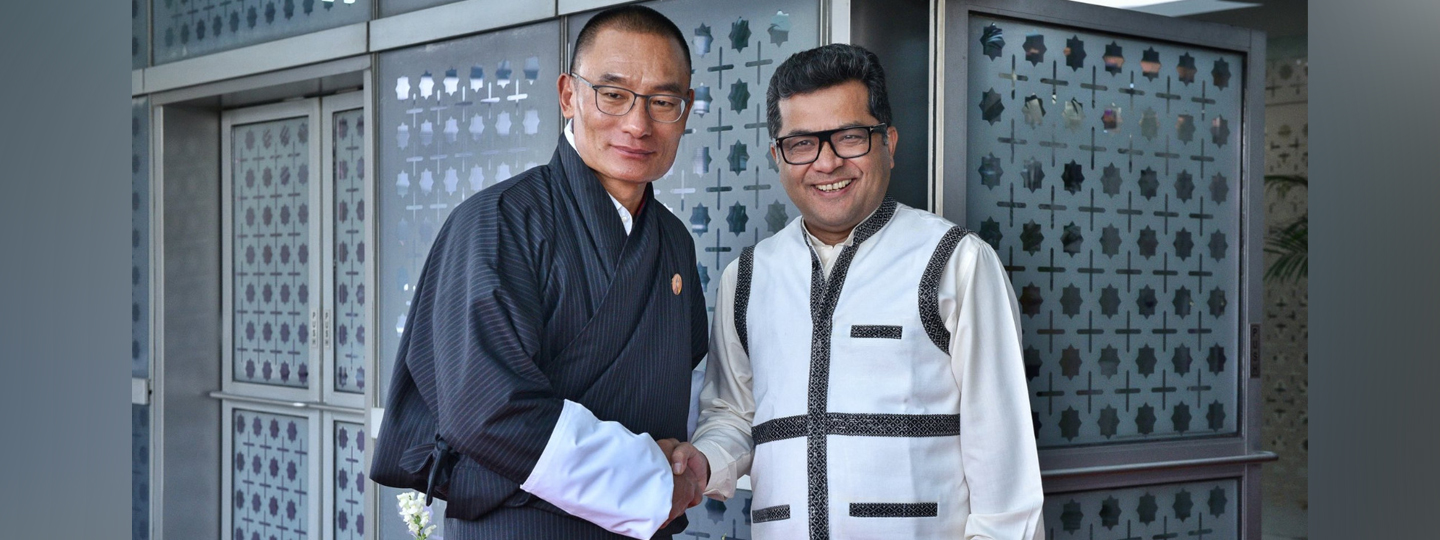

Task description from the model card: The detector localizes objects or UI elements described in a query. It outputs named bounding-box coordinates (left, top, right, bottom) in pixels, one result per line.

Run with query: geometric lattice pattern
left=1261, top=46, right=1308, bottom=515
left=376, top=21, right=563, bottom=403
left=332, top=108, right=367, bottom=395
left=133, top=404, right=150, bottom=540
left=232, top=116, right=313, bottom=389
left=569, top=0, right=816, bottom=314
left=232, top=409, right=310, bottom=540
left=965, top=15, right=1244, bottom=447
left=378, top=0, right=457, bottom=18
left=132, top=0, right=147, bottom=68
left=133, top=97, right=151, bottom=379
left=152, top=0, right=370, bottom=65
left=680, top=488, right=754, bottom=540
left=1043, top=479, right=1239, bottom=540
left=334, top=421, right=366, bottom=540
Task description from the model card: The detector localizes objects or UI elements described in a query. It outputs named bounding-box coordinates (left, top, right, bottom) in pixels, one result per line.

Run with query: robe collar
left=553, top=134, right=656, bottom=272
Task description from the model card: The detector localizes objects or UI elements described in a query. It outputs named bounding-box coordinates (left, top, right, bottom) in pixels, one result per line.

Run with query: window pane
left=232, top=409, right=311, bottom=540
left=152, top=0, right=371, bottom=65
left=334, top=421, right=366, bottom=540
left=332, top=108, right=368, bottom=395
left=1042, top=479, right=1240, bottom=538
left=132, top=404, right=150, bottom=540
left=133, top=97, right=150, bottom=379
left=963, top=15, right=1245, bottom=447
left=232, top=116, right=314, bottom=389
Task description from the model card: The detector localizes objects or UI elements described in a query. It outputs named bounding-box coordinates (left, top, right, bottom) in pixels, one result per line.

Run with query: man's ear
left=558, top=73, right=576, bottom=119
left=885, top=125, right=900, bottom=169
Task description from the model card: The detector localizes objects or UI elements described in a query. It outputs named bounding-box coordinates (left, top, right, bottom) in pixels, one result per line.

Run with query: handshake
left=655, top=439, right=710, bottom=527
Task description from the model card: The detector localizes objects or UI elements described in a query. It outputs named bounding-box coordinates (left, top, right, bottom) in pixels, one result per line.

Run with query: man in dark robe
left=370, top=6, right=709, bottom=539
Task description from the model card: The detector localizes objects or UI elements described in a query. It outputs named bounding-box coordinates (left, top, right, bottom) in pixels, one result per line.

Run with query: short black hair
left=570, top=5, right=691, bottom=74
left=766, top=44, right=892, bottom=139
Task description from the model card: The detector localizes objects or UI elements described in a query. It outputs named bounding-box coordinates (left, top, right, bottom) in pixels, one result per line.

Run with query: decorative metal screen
left=133, top=0, right=147, bottom=68
left=132, top=98, right=151, bottom=540
left=132, top=404, right=150, bottom=540
left=333, top=421, right=366, bottom=540
left=232, top=116, right=314, bottom=389
left=376, top=20, right=563, bottom=403
left=378, top=0, right=459, bottom=18
left=152, top=0, right=371, bottom=65
left=232, top=408, right=311, bottom=540
left=680, top=489, right=755, bottom=540
left=963, top=15, right=1244, bottom=447
left=332, top=108, right=368, bottom=395
left=568, top=0, right=818, bottom=314
left=133, top=98, right=151, bottom=379
left=1043, top=479, right=1239, bottom=540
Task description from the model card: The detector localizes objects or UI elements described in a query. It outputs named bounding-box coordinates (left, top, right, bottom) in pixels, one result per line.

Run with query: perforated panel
left=964, top=15, right=1244, bottom=447
left=569, top=0, right=819, bottom=314
left=132, top=404, right=150, bottom=540
left=376, top=20, right=563, bottom=404
left=332, top=108, right=368, bottom=395
left=133, top=0, right=147, bottom=68
left=1043, top=479, right=1239, bottom=540
left=152, top=0, right=371, bottom=65
left=333, top=421, right=366, bottom=540
left=232, top=116, right=314, bottom=389
left=133, top=98, right=150, bottom=379
left=232, top=409, right=311, bottom=540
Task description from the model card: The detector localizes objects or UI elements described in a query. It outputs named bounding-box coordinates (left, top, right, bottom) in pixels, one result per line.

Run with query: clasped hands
left=655, top=438, right=710, bottom=527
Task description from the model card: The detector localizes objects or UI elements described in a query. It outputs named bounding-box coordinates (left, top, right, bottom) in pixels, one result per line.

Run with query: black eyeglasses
left=772, top=124, right=888, bottom=165
left=569, top=73, right=690, bottom=124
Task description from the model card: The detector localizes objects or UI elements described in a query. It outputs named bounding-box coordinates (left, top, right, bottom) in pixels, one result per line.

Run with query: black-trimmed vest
left=737, top=199, right=974, bottom=539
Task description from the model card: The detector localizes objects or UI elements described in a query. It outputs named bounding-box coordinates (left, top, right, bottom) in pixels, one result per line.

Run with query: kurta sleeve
left=691, top=260, right=756, bottom=500
left=943, top=235, right=1045, bottom=540
left=419, top=192, right=672, bottom=539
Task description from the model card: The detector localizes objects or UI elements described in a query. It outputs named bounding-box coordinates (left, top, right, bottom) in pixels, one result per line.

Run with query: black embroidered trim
left=919, top=227, right=971, bottom=354
left=736, top=246, right=755, bottom=356
left=753, top=413, right=961, bottom=444
left=850, top=325, right=902, bottom=339
left=752, top=504, right=792, bottom=523
left=803, top=199, right=898, bottom=540
left=849, top=502, right=939, bottom=518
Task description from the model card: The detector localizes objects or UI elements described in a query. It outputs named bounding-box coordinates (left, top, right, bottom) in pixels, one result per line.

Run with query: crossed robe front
left=370, top=135, right=708, bottom=540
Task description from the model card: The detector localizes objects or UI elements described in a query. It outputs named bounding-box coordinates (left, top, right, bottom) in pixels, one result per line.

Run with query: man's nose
left=810, top=140, right=844, bottom=173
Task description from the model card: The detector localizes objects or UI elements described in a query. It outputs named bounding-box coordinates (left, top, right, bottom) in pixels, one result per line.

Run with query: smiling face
left=773, top=80, right=898, bottom=245
left=559, top=29, right=693, bottom=195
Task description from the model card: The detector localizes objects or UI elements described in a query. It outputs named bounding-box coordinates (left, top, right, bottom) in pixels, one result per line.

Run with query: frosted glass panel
left=378, top=0, right=460, bottom=17
left=152, top=0, right=371, bottom=65
left=568, top=0, right=819, bottom=315
left=232, top=409, right=311, bottom=540
left=376, top=21, right=562, bottom=404
left=963, top=15, right=1244, bottom=447
left=232, top=116, right=313, bottom=389
left=1043, top=479, right=1239, bottom=540
left=132, top=404, right=150, bottom=540
left=332, top=108, right=368, bottom=394
left=334, top=421, right=366, bottom=540
left=132, top=0, right=147, bottom=68
left=133, top=98, right=151, bottom=379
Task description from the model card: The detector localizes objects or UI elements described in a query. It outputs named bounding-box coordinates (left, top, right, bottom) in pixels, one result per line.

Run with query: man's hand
left=656, top=438, right=707, bottom=528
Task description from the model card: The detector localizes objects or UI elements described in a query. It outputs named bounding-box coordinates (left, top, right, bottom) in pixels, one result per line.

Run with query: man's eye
left=600, top=91, right=627, bottom=100
left=651, top=98, right=678, bottom=109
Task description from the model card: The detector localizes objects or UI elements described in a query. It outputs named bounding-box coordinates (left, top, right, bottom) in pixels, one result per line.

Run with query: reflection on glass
left=1103, top=42, right=1124, bottom=75
left=1177, top=53, right=1197, bottom=84
left=1141, top=47, right=1161, bottom=80
left=980, top=23, right=1005, bottom=60
left=1022, top=94, right=1045, bottom=127
left=1102, top=106, right=1121, bottom=131
left=1064, top=35, right=1086, bottom=71
left=1023, top=33, right=1046, bottom=65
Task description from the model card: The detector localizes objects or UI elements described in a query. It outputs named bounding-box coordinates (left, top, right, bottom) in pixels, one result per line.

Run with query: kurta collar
left=800, top=197, right=899, bottom=250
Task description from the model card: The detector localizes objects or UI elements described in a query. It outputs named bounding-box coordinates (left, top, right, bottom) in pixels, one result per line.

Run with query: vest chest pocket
left=850, top=325, right=903, bottom=339
left=849, top=502, right=938, bottom=518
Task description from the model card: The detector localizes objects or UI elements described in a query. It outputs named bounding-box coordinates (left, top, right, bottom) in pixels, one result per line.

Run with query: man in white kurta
left=669, top=44, right=1044, bottom=540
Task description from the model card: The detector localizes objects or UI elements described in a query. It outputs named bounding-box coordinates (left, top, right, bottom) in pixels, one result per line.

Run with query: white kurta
left=691, top=200, right=1044, bottom=540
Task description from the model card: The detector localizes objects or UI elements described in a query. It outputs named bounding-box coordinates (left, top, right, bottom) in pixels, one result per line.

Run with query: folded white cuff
left=519, top=400, right=673, bottom=539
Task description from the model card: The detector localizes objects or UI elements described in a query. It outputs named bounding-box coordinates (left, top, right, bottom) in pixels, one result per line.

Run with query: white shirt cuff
left=519, top=400, right=672, bottom=539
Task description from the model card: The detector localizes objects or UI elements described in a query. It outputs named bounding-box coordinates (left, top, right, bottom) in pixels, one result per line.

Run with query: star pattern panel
left=332, top=108, right=368, bottom=395
left=375, top=19, right=562, bottom=397
left=964, top=16, right=1244, bottom=447
left=232, top=116, right=314, bottom=389
left=133, top=0, right=148, bottom=68
left=232, top=409, right=311, bottom=540
left=568, top=0, right=818, bottom=314
left=152, top=0, right=371, bottom=65
left=378, top=0, right=460, bottom=17
left=132, top=404, right=150, bottom=540
left=133, top=97, right=151, bottom=380
left=333, top=421, right=366, bottom=540
left=680, top=489, right=755, bottom=540
left=1044, top=479, right=1239, bottom=540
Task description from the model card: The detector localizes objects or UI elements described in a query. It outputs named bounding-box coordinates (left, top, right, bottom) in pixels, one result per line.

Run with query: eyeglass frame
left=770, top=123, right=890, bottom=165
left=568, top=72, right=692, bottom=124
